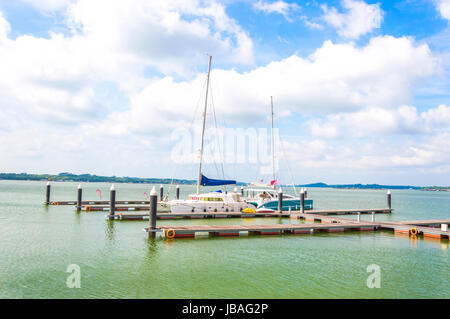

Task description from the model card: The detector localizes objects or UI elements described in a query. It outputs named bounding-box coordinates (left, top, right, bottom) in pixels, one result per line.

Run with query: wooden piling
left=109, top=184, right=116, bottom=219
left=149, top=186, right=158, bottom=238
left=176, top=185, right=180, bottom=200
left=160, top=185, right=164, bottom=201
left=387, top=190, right=391, bottom=210
left=45, top=181, right=51, bottom=205
left=241, top=186, right=244, bottom=196
left=76, top=184, right=82, bottom=211
left=300, top=190, right=305, bottom=213
left=278, top=188, right=283, bottom=213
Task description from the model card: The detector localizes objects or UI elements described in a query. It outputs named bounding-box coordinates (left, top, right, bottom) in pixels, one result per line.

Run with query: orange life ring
left=85, top=205, right=91, bottom=212
left=410, top=228, right=418, bottom=236
left=166, top=229, right=176, bottom=239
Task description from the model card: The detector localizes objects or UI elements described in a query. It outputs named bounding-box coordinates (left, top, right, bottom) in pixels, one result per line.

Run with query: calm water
left=0, top=180, right=448, bottom=298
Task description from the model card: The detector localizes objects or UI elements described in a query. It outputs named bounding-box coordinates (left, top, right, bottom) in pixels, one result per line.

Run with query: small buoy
left=166, top=229, right=176, bottom=239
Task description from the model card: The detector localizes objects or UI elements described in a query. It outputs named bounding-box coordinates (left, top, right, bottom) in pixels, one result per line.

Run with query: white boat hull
left=169, top=200, right=256, bottom=213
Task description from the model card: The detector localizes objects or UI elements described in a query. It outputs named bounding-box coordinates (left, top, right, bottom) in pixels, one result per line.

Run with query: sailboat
left=243, top=97, right=313, bottom=212
left=168, top=56, right=256, bottom=213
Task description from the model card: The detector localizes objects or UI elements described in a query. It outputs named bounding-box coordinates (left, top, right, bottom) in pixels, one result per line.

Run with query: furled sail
left=200, top=174, right=236, bottom=186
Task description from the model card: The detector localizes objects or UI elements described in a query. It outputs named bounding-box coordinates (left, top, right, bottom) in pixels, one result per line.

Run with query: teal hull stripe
left=258, top=199, right=313, bottom=211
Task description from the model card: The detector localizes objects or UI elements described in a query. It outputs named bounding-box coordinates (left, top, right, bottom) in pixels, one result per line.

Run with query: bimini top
left=200, top=174, right=236, bottom=186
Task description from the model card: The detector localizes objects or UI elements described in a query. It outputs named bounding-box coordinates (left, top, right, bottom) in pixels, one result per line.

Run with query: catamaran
left=243, top=97, right=313, bottom=212
left=168, top=56, right=256, bottom=213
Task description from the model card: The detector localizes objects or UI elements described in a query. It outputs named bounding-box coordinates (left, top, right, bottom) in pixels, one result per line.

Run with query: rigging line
left=275, top=116, right=298, bottom=196
left=209, top=78, right=225, bottom=179
left=209, top=83, right=235, bottom=190
left=209, top=77, right=229, bottom=192
left=205, top=108, right=221, bottom=179
left=166, top=75, right=208, bottom=197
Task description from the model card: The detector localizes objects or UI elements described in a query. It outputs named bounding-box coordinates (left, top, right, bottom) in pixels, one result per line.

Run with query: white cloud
left=421, top=104, right=450, bottom=127
left=303, top=18, right=324, bottom=30
left=87, top=35, right=436, bottom=139
left=0, top=0, right=254, bottom=126
left=0, top=2, right=448, bottom=184
left=253, top=0, right=300, bottom=22
left=67, top=0, right=254, bottom=74
left=307, top=104, right=450, bottom=139
left=0, top=11, right=10, bottom=42
left=322, top=0, right=383, bottom=39
left=281, top=132, right=450, bottom=174
left=436, top=0, right=450, bottom=21
left=22, top=0, right=74, bottom=12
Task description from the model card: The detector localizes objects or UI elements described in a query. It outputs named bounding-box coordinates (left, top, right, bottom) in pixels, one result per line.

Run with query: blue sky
left=0, top=0, right=449, bottom=186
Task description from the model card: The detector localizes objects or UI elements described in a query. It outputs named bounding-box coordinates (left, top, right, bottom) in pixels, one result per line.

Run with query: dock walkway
left=146, top=215, right=450, bottom=240
left=107, top=208, right=392, bottom=219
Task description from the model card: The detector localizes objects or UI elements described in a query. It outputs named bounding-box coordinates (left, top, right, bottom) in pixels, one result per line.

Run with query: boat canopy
left=200, top=174, right=236, bottom=186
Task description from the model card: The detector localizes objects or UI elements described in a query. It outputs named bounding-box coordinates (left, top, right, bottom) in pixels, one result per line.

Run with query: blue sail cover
left=200, top=174, right=236, bottom=186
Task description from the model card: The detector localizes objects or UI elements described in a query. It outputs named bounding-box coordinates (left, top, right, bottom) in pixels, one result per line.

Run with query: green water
left=0, top=180, right=448, bottom=298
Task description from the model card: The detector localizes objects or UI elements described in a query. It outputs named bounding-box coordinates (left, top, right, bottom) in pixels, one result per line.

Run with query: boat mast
left=270, top=96, right=275, bottom=189
left=197, top=55, right=212, bottom=194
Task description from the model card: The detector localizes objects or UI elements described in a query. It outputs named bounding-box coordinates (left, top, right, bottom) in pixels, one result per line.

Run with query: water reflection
left=74, top=208, right=82, bottom=225
left=145, top=237, right=160, bottom=261
left=105, top=219, right=115, bottom=241
left=410, top=235, right=418, bottom=249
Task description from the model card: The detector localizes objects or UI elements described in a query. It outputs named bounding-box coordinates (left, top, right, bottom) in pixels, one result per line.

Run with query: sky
left=0, top=0, right=449, bottom=186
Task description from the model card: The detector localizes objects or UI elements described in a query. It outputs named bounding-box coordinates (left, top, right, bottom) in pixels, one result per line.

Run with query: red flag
left=144, top=192, right=149, bottom=199
left=270, top=179, right=278, bottom=185
left=96, top=189, right=101, bottom=199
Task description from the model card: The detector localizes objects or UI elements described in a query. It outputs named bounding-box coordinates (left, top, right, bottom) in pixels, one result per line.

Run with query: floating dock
left=43, top=184, right=449, bottom=242
left=153, top=222, right=378, bottom=238
left=49, top=200, right=150, bottom=206
left=145, top=215, right=450, bottom=240
left=105, top=208, right=392, bottom=219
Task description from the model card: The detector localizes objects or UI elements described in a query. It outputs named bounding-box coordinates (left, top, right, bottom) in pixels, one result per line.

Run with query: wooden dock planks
left=103, top=209, right=392, bottom=220
left=146, top=222, right=377, bottom=238
left=51, top=200, right=150, bottom=206
left=144, top=214, right=449, bottom=240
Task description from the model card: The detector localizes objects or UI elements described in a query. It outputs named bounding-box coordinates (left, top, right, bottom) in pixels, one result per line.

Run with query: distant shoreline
left=1, top=172, right=449, bottom=190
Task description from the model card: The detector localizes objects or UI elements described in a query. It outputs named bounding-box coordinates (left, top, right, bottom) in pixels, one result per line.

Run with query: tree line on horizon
left=0, top=172, right=443, bottom=189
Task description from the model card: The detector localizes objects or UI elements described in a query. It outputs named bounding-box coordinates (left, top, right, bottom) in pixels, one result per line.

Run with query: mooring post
left=387, top=190, right=391, bottom=210
left=304, top=188, right=307, bottom=198
left=45, top=181, right=51, bottom=205
left=149, top=186, right=158, bottom=238
left=176, top=185, right=180, bottom=200
left=371, top=211, right=375, bottom=222
left=357, top=212, right=361, bottom=223
left=300, top=190, right=305, bottom=213
left=241, top=186, right=244, bottom=196
left=160, top=185, right=164, bottom=201
left=109, top=184, right=116, bottom=219
left=76, top=184, right=82, bottom=211
left=278, top=188, right=283, bottom=213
